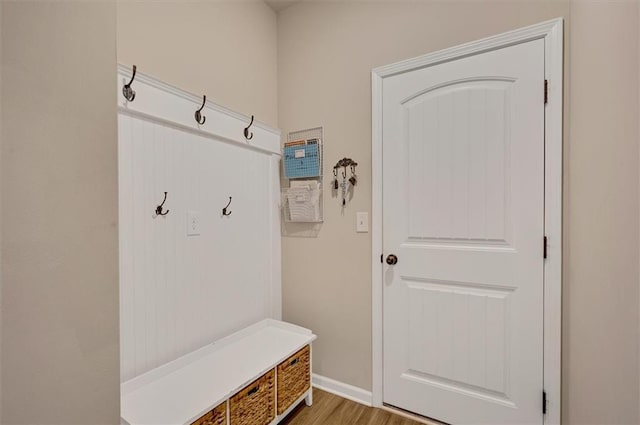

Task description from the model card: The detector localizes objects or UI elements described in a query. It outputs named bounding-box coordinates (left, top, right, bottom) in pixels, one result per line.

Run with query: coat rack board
left=117, top=64, right=282, bottom=383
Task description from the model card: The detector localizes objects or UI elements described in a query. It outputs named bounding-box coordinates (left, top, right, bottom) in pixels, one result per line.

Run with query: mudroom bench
left=121, top=320, right=317, bottom=425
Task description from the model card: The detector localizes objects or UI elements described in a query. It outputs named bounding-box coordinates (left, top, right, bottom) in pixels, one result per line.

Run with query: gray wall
left=277, top=2, right=640, bottom=424
left=566, top=2, right=639, bottom=423
left=1, top=2, right=120, bottom=423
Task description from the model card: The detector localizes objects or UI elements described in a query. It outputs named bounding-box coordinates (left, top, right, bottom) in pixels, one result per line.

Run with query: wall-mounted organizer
left=282, top=127, right=323, bottom=223
left=284, top=142, right=321, bottom=179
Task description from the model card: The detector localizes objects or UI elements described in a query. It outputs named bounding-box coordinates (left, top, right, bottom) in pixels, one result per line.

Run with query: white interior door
left=382, top=39, right=545, bottom=425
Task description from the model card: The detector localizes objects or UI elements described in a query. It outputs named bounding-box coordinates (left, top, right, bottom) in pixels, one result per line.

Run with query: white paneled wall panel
left=118, top=68, right=281, bottom=382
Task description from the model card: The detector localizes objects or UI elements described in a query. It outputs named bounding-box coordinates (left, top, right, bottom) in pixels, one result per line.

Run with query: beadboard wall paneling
left=118, top=69, right=282, bottom=382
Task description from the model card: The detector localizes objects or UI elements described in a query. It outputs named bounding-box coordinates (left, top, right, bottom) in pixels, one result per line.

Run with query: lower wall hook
left=222, top=197, right=232, bottom=216
left=155, top=192, right=169, bottom=216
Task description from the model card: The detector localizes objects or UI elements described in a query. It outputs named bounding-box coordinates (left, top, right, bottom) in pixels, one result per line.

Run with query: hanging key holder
left=333, top=157, right=358, bottom=207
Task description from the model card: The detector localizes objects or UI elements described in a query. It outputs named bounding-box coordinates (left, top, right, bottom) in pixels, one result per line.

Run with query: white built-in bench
left=121, top=320, right=317, bottom=425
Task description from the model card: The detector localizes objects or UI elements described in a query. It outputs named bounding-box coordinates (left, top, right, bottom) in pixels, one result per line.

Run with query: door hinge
left=544, top=79, right=549, bottom=104
left=543, top=236, right=548, bottom=259
left=542, top=390, right=547, bottom=415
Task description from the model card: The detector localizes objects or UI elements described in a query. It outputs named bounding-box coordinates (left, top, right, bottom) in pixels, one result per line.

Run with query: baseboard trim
left=312, top=374, right=373, bottom=407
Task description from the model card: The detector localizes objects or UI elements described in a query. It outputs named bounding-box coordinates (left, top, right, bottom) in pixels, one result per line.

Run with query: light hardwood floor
left=280, top=389, right=425, bottom=425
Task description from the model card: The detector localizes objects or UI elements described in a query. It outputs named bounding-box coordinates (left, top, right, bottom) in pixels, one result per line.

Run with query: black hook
left=155, top=192, right=169, bottom=216
left=349, top=165, right=357, bottom=186
left=195, top=95, right=206, bottom=125
left=122, top=64, right=137, bottom=102
left=222, top=197, right=232, bottom=216
left=244, top=115, right=254, bottom=141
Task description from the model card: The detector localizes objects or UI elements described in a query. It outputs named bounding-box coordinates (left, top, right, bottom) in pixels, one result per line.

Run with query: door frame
left=371, top=18, right=563, bottom=425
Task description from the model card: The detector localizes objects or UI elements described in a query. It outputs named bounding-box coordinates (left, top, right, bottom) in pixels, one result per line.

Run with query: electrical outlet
left=356, top=212, right=368, bottom=233
left=187, top=211, right=201, bottom=236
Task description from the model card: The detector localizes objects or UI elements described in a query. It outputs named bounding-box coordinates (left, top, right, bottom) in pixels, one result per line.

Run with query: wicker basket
left=276, top=345, right=310, bottom=415
left=229, top=369, right=275, bottom=425
left=192, top=401, right=227, bottom=425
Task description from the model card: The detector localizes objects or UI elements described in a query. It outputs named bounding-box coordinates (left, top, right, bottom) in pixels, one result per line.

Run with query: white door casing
left=371, top=19, right=563, bottom=425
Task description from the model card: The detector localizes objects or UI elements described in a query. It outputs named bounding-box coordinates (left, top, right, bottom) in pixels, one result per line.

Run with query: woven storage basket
left=229, top=369, right=275, bottom=425
left=192, top=402, right=227, bottom=425
left=276, top=345, right=310, bottom=415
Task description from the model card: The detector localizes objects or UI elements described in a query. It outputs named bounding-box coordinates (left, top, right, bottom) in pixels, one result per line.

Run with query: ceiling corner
left=264, top=0, right=301, bottom=13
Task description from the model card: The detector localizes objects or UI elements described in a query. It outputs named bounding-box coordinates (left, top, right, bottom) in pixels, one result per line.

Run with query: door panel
left=382, top=39, right=544, bottom=425
left=406, top=79, right=512, bottom=243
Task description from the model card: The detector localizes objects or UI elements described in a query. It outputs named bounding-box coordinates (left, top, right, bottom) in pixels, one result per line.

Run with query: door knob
left=386, top=254, right=398, bottom=265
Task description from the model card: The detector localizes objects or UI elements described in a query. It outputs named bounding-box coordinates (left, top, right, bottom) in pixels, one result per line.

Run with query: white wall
left=1, top=2, right=120, bottom=423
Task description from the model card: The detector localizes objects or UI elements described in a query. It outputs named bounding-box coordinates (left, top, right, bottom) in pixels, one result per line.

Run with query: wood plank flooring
left=279, top=389, right=425, bottom=425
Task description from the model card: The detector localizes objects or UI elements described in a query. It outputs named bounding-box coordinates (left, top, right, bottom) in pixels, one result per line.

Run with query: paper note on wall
left=287, top=181, right=321, bottom=222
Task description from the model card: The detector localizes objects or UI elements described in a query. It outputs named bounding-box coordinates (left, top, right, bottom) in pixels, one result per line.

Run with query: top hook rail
left=195, top=95, right=206, bottom=125
left=244, top=115, right=254, bottom=141
left=122, top=64, right=137, bottom=102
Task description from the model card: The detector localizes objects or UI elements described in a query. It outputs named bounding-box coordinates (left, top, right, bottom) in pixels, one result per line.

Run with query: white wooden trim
left=372, top=19, right=562, bottom=78
left=270, top=154, right=283, bottom=320
left=371, top=18, right=563, bottom=425
left=542, top=19, right=564, bottom=425
left=371, top=70, right=384, bottom=408
left=117, top=64, right=281, bottom=156
left=312, top=374, right=373, bottom=407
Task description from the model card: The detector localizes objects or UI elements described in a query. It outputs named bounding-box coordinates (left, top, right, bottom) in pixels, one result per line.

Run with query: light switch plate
left=356, top=212, right=369, bottom=233
left=187, top=211, right=201, bottom=236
